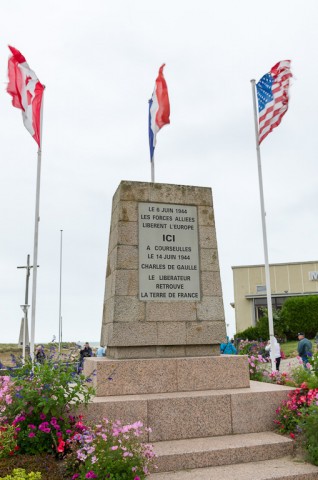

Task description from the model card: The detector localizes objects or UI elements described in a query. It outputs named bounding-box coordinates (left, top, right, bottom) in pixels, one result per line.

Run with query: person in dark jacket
left=35, top=345, right=46, bottom=364
left=297, top=332, right=312, bottom=369
left=78, top=342, right=93, bottom=372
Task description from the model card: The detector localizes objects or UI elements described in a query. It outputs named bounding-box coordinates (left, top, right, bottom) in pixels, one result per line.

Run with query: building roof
left=232, top=260, right=318, bottom=270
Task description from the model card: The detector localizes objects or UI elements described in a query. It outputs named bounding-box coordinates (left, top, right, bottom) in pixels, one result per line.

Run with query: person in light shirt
left=96, top=345, right=106, bottom=357
left=265, top=337, right=282, bottom=371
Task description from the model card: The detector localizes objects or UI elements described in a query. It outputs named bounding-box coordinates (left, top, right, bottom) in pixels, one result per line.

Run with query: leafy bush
left=0, top=425, right=18, bottom=458
left=236, top=309, right=285, bottom=342
left=247, top=354, right=268, bottom=381
left=235, top=326, right=260, bottom=341
left=0, top=469, right=41, bottom=480
left=275, top=384, right=318, bottom=436
left=301, top=404, right=318, bottom=465
left=280, top=296, right=318, bottom=339
left=0, top=354, right=95, bottom=456
left=65, top=418, right=156, bottom=480
left=237, top=340, right=267, bottom=357
left=290, top=364, right=318, bottom=390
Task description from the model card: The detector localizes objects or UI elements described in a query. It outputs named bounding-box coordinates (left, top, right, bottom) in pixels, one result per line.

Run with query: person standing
left=35, top=345, right=46, bottom=364
left=265, top=337, right=281, bottom=371
left=96, top=345, right=106, bottom=357
left=220, top=336, right=237, bottom=354
left=78, top=342, right=93, bottom=372
left=297, top=333, right=312, bottom=369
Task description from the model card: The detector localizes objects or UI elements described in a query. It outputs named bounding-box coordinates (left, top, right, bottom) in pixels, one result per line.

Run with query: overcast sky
left=1, top=0, right=317, bottom=344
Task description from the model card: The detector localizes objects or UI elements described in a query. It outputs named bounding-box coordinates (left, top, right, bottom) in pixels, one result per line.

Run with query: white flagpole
left=151, top=157, right=155, bottom=183
left=30, top=89, right=45, bottom=362
left=251, top=79, right=276, bottom=373
left=58, top=229, right=63, bottom=355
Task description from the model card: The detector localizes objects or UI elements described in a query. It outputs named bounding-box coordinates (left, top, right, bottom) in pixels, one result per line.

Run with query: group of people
left=220, top=332, right=314, bottom=372
left=35, top=342, right=106, bottom=371
left=35, top=333, right=315, bottom=373
left=77, top=342, right=106, bottom=371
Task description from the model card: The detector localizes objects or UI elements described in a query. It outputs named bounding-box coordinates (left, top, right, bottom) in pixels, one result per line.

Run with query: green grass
left=280, top=340, right=299, bottom=358
left=280, top=338, right=317, bottom=358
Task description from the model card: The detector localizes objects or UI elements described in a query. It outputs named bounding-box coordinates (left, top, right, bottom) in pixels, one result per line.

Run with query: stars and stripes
left=256, top=60, right=292, bottom=144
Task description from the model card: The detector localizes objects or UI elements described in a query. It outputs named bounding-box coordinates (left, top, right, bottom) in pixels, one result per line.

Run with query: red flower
left=57, top=438, right=65, bottom=453
left=289, top=432, right=295, bottom=439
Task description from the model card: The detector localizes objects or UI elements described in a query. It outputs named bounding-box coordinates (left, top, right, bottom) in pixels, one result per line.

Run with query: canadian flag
left=7, top=46, right=44, bottom=147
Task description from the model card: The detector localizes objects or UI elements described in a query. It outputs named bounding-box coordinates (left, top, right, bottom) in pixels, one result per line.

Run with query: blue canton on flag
left=256, top=74, right=273, bottom=112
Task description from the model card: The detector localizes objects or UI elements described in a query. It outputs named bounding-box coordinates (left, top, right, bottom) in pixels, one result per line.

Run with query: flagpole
left=30, top=147, right=42, bottom=362
left=30, top=88, right=45, bottom=363
left=58, top=229, right=63, bottom=355
left=151, top=158, right=155, bottom=183
left=251, top=79, right=276, bottom=373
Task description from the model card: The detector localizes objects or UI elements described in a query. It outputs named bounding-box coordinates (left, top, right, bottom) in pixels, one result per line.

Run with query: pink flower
left=40, top=413, right=46, bottom=420
left=28, top=432, right=36, bottom=438
left=85, top=472, right=97, bottom=479
left=111, top=445, right=118, bottom=450
left=134, top=477, right=141, bottom=480
left=72, top=475, right=79, bottom=480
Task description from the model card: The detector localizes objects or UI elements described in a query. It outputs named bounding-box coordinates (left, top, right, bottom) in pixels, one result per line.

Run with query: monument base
left=106, top=344, right=220, bottom=359
left=83, top=354, right=250, bottom=396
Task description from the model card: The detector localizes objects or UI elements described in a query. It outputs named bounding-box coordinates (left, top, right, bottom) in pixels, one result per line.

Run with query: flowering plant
left=300, top=402, right=318, bottom=465
left=0, top=355, right=95, bottom=456
left=66, top=418, right=156, bottom=479
left=0, top=376, right=13, bottom=415
left=274, top=384, right=318, bottom=436
left=237, top=340, right=268, bottom=357
left=262, top=370, right=295, bottom=386
left=247, top=354, right=267, bottom=381
left=0, top=424, right=19, bottom=458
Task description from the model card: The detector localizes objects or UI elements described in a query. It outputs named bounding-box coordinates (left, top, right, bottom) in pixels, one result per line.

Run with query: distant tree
left=280, top=295, right=318, bottom=339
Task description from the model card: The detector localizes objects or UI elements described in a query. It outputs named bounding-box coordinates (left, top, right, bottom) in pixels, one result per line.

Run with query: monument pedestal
left=83, top=181, right=318, bottom=478
left=101, top=181, right=226, bottom=359
left=84, top=355, right=249, bottom=396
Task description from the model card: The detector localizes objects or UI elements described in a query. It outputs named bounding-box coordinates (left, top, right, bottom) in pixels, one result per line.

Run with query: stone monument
left=101, top=180, right=227, bottom=360
left=81, top=181, right=309, bottom=478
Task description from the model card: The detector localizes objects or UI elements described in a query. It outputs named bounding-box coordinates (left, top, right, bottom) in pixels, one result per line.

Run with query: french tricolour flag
left=148, top=64, right=170, bottom=163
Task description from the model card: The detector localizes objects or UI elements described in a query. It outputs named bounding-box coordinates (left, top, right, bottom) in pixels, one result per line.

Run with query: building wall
left=232, top=261, right=318, bottom=334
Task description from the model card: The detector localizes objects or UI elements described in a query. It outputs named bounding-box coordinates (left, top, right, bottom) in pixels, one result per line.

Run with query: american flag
left=256, top=60, right=292, bottom=144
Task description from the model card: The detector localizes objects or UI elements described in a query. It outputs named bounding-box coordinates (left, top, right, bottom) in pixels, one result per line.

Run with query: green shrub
left=235, top=326, right=260, bottom=341
left=1, top=354, right=95, bottom=456
left=0, top=424, right=18, bottom=458
left=301, top=404, right=318, bottom=465
left=280, top=296, right=318, bottom=339
left=0, top=469, right=41, bottom=480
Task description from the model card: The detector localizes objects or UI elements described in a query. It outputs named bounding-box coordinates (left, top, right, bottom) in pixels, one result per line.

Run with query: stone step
left=82, top=381, right=293, bottom=442
left=148, top=456, right=318, bottom=479
left=152, top=432, right=293, bottom=473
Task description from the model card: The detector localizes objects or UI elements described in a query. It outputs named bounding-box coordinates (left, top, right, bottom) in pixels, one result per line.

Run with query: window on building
left=254, top=296, right=286, bottom=323
left=256, top=285, right=266, bottom=293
